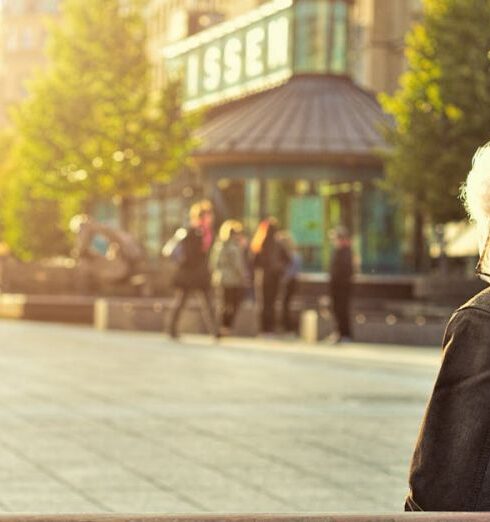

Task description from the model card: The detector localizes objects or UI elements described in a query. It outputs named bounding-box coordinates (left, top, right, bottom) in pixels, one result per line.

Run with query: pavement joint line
left=91, top=417, right=303, bottom=511
left=0, top=398, right=209, bottom=513
left=0, top=319, right=441, bottom=367
left=169, top=335, right=441, bottom=370
left=83, top=381, right=398, bottom=503
left=1, top=382, right=302, bottom=512
left=0, top=371, right=202, bottom=510
left=0, top=321, right=433, bottom=512
left=0, top=432, right=112, bottom=512
left=177, top=420, right=396, bottom=510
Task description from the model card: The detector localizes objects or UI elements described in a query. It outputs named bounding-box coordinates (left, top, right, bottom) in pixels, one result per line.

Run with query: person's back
left=406, top=287, right=490, bottom=511
left=328, top=227, right=353, bottom=342
left=180, top=227, right=209, bottom=270
left=406, top=143, right=490, bottom=511
left=330, top=242, right=353, bottom=286
left=211, top=238, right=247, bottom=289
left=210, top=220, right=248, bottom=334
left=167, top=200, right=218, bottom=339
left=251, top=218, right=290, bottom=333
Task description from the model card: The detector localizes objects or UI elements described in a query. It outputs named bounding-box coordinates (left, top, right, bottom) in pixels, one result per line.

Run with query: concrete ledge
left=0, top=514, right=487, bottom=521
left=352, top=319, right=446, bottom=346
left=0, top=294, right=95, bottom=324
left=94, top=297, right=259, bottom=336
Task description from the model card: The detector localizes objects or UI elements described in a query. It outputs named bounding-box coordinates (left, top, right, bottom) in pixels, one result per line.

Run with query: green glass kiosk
left=158, top=0, right=414, bottom=275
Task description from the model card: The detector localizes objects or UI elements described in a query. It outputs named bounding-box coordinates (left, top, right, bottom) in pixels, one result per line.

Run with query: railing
left=0, top=515, right=488, bottom=522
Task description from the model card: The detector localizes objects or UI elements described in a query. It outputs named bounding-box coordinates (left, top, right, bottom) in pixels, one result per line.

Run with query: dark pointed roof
left=194, top=74, right=390, bottom=166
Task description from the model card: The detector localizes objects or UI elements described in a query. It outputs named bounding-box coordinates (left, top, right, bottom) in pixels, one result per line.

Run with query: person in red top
left=251, top=218, right=291, bottom=333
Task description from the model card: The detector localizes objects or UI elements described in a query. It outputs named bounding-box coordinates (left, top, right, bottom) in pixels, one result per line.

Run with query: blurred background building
left=139, top=0, right=424, bottom=275
left=0, top=0, right=426, bottom=276
left=145, top=0, right=422, bottom=95
left=0, top=0, right=61, bottom=125
left=351, top=0, right=422, bottom=93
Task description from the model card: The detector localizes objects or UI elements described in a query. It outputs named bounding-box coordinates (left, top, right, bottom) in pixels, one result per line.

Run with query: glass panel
left=145, top=200, right=162, bottom=257
left=289, top=195, right=325, bottom=271
left=294, top=0, right=330, bottom=73
left=360, top=185, right=402, bottom=274
left=330, top=0, right=348, bottom=73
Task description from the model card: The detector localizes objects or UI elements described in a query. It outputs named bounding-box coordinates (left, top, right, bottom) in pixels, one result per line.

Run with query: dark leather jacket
left=406, top=287, right=490, bottom=511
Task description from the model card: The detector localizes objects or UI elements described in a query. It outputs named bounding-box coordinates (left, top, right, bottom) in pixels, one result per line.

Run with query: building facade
left=350, top=0, right=422, bottom=94
left=0, top=0, right=61, bottom=125
left=136, top=0, right=424, bottom=274
left=146, top=0, right=422, bottom=95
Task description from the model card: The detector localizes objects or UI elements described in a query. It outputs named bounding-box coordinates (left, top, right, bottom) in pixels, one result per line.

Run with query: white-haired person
left=406, top=143, right=490, bottom=511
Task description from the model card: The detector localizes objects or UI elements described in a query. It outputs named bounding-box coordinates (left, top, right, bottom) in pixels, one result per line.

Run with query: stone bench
left=300, top=309, right=446, bottom=346
left=94, top=297, right=259, bottom=336
left=0, top=294, right=95, bottom=324
left=0, top=514, right=485, bottom=521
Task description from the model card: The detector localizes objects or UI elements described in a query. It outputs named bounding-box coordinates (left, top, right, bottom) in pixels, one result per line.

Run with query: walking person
left=405, top=143, right=490, bottom=512
left=251, top=218, right=290, bottom=334
left=165, top=200, right=219, bottom=339
left=210, top=220, right=249, bottom=335
left=328, top=226, right=353, bottom=343
left=277, top=231, right=302, bottom=333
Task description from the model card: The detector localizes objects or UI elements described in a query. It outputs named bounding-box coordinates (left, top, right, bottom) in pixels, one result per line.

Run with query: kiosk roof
left=194, top=74, right=391, bottom=166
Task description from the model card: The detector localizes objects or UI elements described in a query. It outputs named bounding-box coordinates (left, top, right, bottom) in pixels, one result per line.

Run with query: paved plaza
left=0, top=321, right=441, bottom=514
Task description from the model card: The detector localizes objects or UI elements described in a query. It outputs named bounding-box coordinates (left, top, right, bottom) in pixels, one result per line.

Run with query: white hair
left=461, top=143, right=490, bottom=251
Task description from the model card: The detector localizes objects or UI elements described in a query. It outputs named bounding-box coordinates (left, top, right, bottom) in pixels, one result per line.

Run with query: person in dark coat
left=277, top=231, right=302, bottom=333
left=405, top=142, right=490, bottom=511
left=166, top=200, right=219, bottom=339
left=329, top=226, right=353, bottom=343
left=251, top=218, right=290, bottom=334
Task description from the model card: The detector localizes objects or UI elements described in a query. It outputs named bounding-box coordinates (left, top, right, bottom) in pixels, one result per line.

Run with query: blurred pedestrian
left=251, top=218, right=290, bottom=333
left=165, top=200, right=219, bottom=339
left=405, top=143, right=490, bottom=511
left=210, top=220, right=249, bottom=335
left=277, top=231, right=302, bottom=333
left=239, top=230, right=255, bottom=302
left=329, top=226, right=353, bottom=343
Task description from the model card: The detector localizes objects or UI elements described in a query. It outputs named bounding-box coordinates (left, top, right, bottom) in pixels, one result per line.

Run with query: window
left=294, top=0, right=350, bottom=75
left=42, top=0, right=60, bottom=13
left=22, top=27, right=36, bottom=49
left=330, top=0, right=348, bottom=73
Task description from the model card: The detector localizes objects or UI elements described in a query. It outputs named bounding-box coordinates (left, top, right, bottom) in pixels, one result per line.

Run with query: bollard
left=300, top=309, right=318, bottom=344
left=94, top=298, right=109, bottom=330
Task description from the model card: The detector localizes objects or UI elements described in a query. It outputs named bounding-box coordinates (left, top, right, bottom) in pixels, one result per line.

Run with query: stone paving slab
left=0, top=321, right=440, bottom=514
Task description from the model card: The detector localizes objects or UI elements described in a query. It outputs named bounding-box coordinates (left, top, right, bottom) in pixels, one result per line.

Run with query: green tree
left=380, top=0, right=490, bottom=225
left=5, top=0, right=197, bottom=258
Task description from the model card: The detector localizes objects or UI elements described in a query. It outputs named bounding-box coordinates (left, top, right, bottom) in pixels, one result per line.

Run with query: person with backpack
left=210, top=220, right=249, bottom=335
left=164, top=200, right=219, bottom=339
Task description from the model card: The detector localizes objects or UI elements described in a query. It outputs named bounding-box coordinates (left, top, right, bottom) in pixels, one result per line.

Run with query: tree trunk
left=413, top=209, right=426, bottom=273
left=119, top=196, right=131, bottom=231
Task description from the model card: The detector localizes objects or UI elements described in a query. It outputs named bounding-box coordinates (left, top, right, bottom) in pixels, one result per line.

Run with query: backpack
left=162, top=228, right=187, bottom=264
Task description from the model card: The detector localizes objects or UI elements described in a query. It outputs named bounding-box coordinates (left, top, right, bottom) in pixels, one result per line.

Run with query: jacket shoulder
left=457, top=286, right=490, bottom=315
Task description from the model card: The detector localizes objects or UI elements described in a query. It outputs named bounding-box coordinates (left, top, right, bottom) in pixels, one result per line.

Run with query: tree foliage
left=3, top=0, right=197, bottom=259
left=380, top=0, right=490, bottom=224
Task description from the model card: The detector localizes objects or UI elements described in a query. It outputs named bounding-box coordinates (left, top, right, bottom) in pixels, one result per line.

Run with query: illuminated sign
left=161, top=0, right=350, bottom=111
left=162, top=0, right=293, bottom=110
